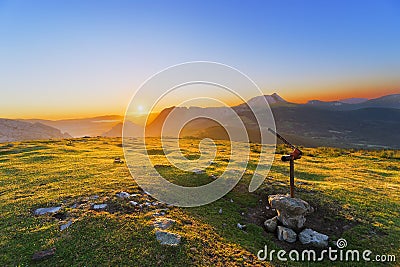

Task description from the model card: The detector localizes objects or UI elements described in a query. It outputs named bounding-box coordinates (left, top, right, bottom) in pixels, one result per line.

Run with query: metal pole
left=289, top=159, right=294, bottom=198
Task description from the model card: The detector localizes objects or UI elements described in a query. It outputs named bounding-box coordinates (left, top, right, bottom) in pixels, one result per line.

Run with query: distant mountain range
left=1, top=93, right=399, bottom=148
left=143, top=93, right=400, bottom=148
left=0, top=119, right=71, bottom=143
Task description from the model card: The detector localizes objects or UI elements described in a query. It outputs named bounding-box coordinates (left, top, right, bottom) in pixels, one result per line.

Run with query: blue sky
left=0, top=0, right=399, bottom=118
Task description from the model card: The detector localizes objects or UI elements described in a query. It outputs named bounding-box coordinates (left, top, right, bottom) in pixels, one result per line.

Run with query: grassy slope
left=0, top=138, right=398, bottom=266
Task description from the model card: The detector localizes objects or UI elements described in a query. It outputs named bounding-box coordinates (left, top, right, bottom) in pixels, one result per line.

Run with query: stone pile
left=264, top=194, right=328, bottom=248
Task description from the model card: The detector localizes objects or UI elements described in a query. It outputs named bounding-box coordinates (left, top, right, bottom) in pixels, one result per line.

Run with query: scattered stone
left=116, top=191, right=130, bottom=198
left=92, top=204, right=107, bottom=210
left=219, top=208, right=223, bottom=214
left=129, top=201, right=138, bottom=206
left=34, top=206, right=62, bottom=215
left=209, top=174, right=217, bottom=179
left=268, top=194, right=313, bottom=230
left=230, top=199, right=234, bottom=203
left=60, top=221, right=73, bottom=231
left=32, top=247, right=56, bottom=261
left=264, top=216, right=278, bottom=233
left=90, top=195, right=99, bottom=200
left=277, top=226, right=297, bottom=243
left=266, top=206, right=270, bottom=210
left=145, top=202, right=151, bottom=207
left=155, top=230, right=181, bottom=246
left=153, top=218, right=176, bottom=230
left=190, top=247, right=198, bottom=253
left=70, top=203, right=78, bottom=209
left=237, top=223, right=247, bottom=230
left=193, top=169, right=205, bottom=175
left=114, top=157, right=124, bottom=163
left=299, top=228, right=329, bottom=248
left=241, top=212, right=245, bottom=216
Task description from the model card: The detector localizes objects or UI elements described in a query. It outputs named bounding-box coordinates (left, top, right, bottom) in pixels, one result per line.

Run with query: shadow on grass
left=272, top=165, right=328, bottom=181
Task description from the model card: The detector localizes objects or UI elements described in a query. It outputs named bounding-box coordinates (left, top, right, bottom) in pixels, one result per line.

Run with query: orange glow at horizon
left=3, top=86, right=399, bottom=121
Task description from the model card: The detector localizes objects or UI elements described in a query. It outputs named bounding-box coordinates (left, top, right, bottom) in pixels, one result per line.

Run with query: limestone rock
left=153, top=218, right=175, bottom=230
left=264, top=216, right=278, bottom=232
left=60, top=221, right=72, bottom=231
left=93, top=204, right=107, bottom=210
left=299, top=228, right=329, bottom=248
left=34, top=206, right=61, bottom=215
left=116, top=191, right=130, bottom=198
left=268, top=194, right=313, bottom=229
left=277, top=226, right=297, bottom=243
left=155, top=230, right=181, bottom=245
left=193, top=169, right=205, bottom=175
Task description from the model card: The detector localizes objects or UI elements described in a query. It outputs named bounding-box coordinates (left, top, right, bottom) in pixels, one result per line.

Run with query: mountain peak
left=246, top=93, right=288, bottom=107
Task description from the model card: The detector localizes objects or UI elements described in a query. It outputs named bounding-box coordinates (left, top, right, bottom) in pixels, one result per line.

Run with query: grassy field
left=0, top=137, right=398, bottom=266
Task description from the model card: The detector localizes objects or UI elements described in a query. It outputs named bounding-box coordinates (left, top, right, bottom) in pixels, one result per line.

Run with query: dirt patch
left=246, top=191, right=357, bottom=251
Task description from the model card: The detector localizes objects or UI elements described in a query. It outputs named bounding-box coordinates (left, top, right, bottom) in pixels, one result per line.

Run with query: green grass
left=0, top=138, right=399, bottom=266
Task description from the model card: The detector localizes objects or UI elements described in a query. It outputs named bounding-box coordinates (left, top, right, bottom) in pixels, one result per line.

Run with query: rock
left=264, top=216, right=278, bottom=232
left=230, top=199, right=234, bottom=203
left=153, top=218, right=176, bottom=230
left=209, top=174, right=217, bottom=179
left=129, top=201, right=138, bottom=206
left=60, top=221, right=72, bottom=231
left=277, top=226, right=297, bottom=243
left=190, top=247, right=198, bottom=253
left=34, top=206, right=62, bottom=215
left=32, top=248, right=56, bottom=261
left=299, top=228, right=329, bottom=248
left=268, top=194, right=313, bottom=229
left=219, top=208, right=223, bottom=214
left=114, top=157, right=124, bottom=163
left=155, top=230, right=181, bottom=245
left=193, top=169, right=205, bottom=175
left=237, top=223, right=246, bottom=230
left=116, top=191, right=130, bottom=198
left=93, top=204, right=107, bottom=210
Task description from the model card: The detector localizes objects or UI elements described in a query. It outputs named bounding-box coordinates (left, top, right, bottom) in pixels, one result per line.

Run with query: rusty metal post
left=289, top=159, right=295, bottom=198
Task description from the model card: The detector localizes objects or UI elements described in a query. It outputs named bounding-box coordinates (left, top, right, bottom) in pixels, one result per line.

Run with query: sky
left=0, top=0, right=399, bottom=119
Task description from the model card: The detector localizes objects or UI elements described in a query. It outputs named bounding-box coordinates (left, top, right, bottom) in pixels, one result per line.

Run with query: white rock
left=93, top=204, right=107, bottom=210
left=116, top=191, right=130, bottom=198
left=60, top=221, right=72, bottom=231
left=192, top=169, right=205, bottom=175
left=153, top=218, right=176, bottom=230
left=299, top=228, right=329, bottom=248
left=219, top=208, right=223, bottom=214
left=129, top=201, right=138, bottom=206
left=277, top=226, right=297, bottom=243
left=34, top=206, right=61, bottom=215
left=155, top=230, right=181, bottom=246
left=269, top=194, right=313, bottom=230
left=237, top=223, right=246, bottom=230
